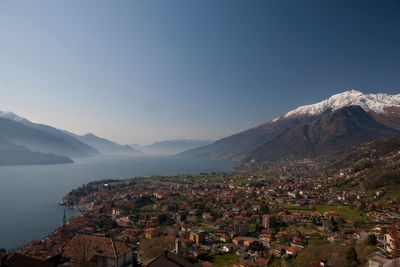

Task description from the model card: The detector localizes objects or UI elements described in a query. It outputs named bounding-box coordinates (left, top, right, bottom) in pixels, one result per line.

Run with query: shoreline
left=10, top=169, right=234, bottom=256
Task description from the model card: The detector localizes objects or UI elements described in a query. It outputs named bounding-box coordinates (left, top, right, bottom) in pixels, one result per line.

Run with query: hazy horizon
left=1, top=0, right=400, bottom=145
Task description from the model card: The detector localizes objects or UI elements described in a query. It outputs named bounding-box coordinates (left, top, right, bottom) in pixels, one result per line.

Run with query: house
left=323, top=211, right=337, bottom=220
left=259, top=233, right=272, bottom=248
left=327, top=233, right=346, bottom=243
left=1, top=253, right=55, bottom=267
left=112, top=208, right=123, bottom=218
left=233, top=237, right=245, bottom=246
left=189, top=231, right=205, bottom=245
left=145, top=228, right=162, bottom=239
left=286, top=246, right=303, bottom=255
left=142, top=250, right=194, bottom=267
left=262, top=215, right=276, bottom=229
left=221, top=245, right=232, bottom=253
left=232, top=206, right=240, bottom=213
left=242, top=237, right=259, bottom=248
left=217, top=233, right=231, bottom=243
left=288, top=192, right=301, bottom=199
left=116, top=217, right=131, bottom=227
left=233, top=218, right=248, bottom=236
left=62, top=234, right=133, bottom=267
left=273, top=246, right=287, bottom=257
left=291, top=237, right=305, bottom=248
left=202, top=212, right=213, bottom=221
left=379, top=229, right=400, bottom=254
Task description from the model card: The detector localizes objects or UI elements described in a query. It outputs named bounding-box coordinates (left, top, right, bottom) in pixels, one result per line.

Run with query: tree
left=367, top=234, right=377, bottom=246
left=135, top=196, right=154, bottom=207
left=261, top=204, right=270, bottom=214
left=158, top=214, right=175, bottom=225
left=167, top=204, right=178, bottom=212
left=0, top=248, right=6, bottom=257
left=345, top=246, right=359, bottom=266
left=248, top=241, right=265, bottom=252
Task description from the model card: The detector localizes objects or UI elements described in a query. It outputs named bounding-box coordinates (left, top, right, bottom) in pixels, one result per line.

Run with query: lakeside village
left=1, top=163, right=400, bottom=267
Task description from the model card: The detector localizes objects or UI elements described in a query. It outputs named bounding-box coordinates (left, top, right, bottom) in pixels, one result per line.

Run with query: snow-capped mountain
left=247, top=106, right=399, bottom=162
left=180, top=90, right=400, bottom=161
left=0, top=111, right=31, bottom=124
left=282, top=90, right=400, bottom=119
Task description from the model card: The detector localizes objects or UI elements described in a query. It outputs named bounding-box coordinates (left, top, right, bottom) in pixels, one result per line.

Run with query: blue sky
left=0, top=0, right=399, bottom=145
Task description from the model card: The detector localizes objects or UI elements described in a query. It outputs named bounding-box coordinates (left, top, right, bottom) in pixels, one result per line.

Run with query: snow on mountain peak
left=0, top=111, right=30, bottom=123
left=282, top=90, right=400, bottom=119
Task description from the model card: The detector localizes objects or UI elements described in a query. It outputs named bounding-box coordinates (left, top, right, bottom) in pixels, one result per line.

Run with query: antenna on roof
left=61, top=209, right=67, bottom=244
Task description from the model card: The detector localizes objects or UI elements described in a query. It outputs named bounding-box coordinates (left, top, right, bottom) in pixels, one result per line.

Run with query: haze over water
left=0, top=155, right=234, bottom=250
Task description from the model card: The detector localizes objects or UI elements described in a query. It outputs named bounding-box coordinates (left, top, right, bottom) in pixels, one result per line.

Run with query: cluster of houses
left=2, top=171, right=400, bottom=266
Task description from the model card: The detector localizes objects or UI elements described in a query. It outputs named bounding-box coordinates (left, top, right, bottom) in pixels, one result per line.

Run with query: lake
left=0, top=155, right=234, bottom=250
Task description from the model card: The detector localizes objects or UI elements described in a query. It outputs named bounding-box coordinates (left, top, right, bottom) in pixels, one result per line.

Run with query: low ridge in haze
left=0, top=137, right=73, bottom=165
left=70, top=133, right=142, bottom=155
left=136, top=139, right=213, bottom=155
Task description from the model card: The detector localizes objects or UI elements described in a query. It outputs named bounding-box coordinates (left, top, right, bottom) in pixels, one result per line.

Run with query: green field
left=373, top=186, right=400, bottom=203
left=213, top=253, right=239, bottom=267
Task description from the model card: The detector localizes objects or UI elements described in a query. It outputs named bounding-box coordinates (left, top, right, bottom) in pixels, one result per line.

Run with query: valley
left=2, top=90, right=400, bottom=266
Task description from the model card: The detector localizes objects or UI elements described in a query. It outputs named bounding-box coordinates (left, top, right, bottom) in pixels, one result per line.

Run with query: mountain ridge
left=0, top=111, right=140, bottom=160
left=0, top=117, right=94, bottom=158
left=279, top=90, right=400, bottom=120
left=179, top=90, right=400, bottom=161
left=70, top=133, right=141, bottom=155
left=247, top=106, right=399, bottom=162
left=0, top=112, right=98, bottom=157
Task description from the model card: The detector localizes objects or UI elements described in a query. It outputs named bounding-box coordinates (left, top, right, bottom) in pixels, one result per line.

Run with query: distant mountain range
left=3, top=90, right=400, bottom=165
left=0, top=111, right=141, bottom=165
left=133, top=139, right=213, bottom=155
left=69, top=133, right=141, bottom=155
left=180, top=90, right=400, bottom=162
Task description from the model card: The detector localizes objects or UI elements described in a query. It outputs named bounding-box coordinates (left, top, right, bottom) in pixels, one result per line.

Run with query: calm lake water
left=0, top=155, right=234, bottom=250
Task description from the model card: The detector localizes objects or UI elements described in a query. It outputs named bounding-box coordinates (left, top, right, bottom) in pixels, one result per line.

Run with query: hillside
left=0, top=137, right=73, bottom=165
left=247, top=106, right=399, bottom=162
left=180, top=90, right=400, bottom=161
left=179, top=116, right=314, bottom=160
left=326, top=134, right=400, bottom=190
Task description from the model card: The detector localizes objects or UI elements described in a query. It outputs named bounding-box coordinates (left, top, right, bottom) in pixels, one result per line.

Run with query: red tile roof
left=62, top=234, right=132, bottom=261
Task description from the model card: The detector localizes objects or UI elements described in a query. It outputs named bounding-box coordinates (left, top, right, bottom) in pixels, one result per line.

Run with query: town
left=2, top=162, right=399, bottom=267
